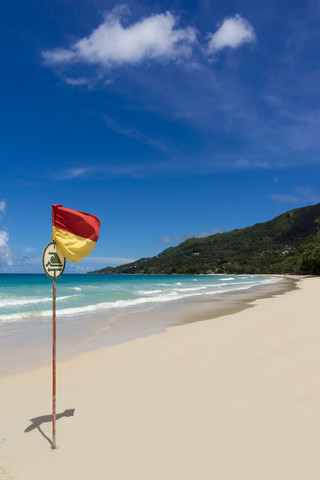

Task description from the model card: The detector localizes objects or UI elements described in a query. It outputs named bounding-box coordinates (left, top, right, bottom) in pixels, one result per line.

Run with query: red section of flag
left=52, top=205, right=100, bottom=242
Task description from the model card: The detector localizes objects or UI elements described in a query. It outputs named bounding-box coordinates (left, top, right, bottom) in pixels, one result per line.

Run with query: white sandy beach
left=1, top=276, right=320, bottom=479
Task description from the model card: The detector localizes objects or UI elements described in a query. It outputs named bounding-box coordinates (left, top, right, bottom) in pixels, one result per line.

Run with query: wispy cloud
left=160, top=236, right=172, bottom=245
left=0, top=199, right=6, bottom=218
left=42, top=7, right=197, bottom=69
left=271, top=187, right=320, bottom=204
left=102, top=114, right=167, bottom=151
left=0, top=231, right=28, bottom=268
left=51, top=160, right=184, bottom=181
left=272, top=193, right=301, bottom=203
left=48, top=167, right=92, bottom=180
left=159, top=228, right=221, bottom=245
left=65, top=167, right=91, bottom=178
left=207, top=15, right=256, bottom=54
left=65, top=77, right=92, bottom=86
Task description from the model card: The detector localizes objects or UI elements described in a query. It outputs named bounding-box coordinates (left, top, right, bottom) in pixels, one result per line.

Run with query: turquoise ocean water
left=0, top=274, right=282, bottom=374
left=0, top=274, right=280, bottom=325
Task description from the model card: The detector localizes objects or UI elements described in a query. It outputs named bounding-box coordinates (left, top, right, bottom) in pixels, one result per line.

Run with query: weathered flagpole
left=43, top=239, right=65, bottom=449
left=43, top=205, right=100, bottom=449
left=52, top=269, right=57, bottom=449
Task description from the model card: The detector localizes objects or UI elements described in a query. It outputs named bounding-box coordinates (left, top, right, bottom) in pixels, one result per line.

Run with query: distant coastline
left=90, top=203, right=320, bottom=276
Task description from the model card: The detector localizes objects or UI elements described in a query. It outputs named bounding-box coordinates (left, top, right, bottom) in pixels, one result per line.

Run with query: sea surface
left=0, top=273, right=281, bottom=324
left=0, top=274, right=283, bottom=375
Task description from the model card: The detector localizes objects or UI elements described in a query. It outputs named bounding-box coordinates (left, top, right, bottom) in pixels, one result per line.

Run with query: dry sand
left=1, top=277, right=320, bottom=479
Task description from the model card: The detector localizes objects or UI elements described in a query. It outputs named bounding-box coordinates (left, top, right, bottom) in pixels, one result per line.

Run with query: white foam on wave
left=137, top=290, right=163, bottom=295
left=204, top=284, right=260, bottom=296
left=173, top=286, right=208, bottom=293
left=0, top=276, right=281, bottom=324
left=0, top=289, right=202, bottom=323
left=218, top=281, right=256, bottom=287
left=221, top=277, right=234, bottom=281
left=0, top=312, right=32, bottom=322
left=261, top=277, right=281, bottom=284
left=0, top=295, right=73, bottom=308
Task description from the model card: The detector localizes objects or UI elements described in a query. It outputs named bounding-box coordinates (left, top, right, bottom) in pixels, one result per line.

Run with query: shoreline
left=0, top=276, right=295, bottom=377
left=1, top=276, right=320, bottom=479
left=181, top=275, right=297, bottom=324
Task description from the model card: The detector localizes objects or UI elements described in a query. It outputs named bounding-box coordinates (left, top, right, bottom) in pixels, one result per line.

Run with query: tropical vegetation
left=90, top=204, right=320, bottom=275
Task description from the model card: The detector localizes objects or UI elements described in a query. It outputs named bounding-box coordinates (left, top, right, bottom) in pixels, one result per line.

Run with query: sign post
left=42, top=241, right=65, bottom=449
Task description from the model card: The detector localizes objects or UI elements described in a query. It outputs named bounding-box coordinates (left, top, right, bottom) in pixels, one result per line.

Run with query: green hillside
left=91, top=203, right=320, bottom=275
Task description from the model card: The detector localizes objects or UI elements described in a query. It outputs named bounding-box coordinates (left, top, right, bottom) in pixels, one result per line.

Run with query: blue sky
left=0, top=0, right=319, bottom=273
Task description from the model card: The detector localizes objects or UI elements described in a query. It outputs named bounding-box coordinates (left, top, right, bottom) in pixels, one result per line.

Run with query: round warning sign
left=42, top=242, right=66, bottom=279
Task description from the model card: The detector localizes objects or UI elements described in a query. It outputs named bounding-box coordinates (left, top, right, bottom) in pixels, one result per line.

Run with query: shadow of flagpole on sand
left=25, top=409, right=75, bottom=447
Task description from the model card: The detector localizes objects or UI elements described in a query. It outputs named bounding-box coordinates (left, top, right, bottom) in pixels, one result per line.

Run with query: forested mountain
left=91, top=203, right=320, bottom=275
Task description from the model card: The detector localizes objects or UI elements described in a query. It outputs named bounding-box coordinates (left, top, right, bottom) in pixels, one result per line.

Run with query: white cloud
left=0, top=200, right=13, bottom=266
left=42, top=8, right=197, bottom=69
left=0, top=199, right=6, bottom=217
left=208, top=14, right=255, bottom=53
left=0, top=230, right=14, bottom=266
left=271, top=187, right=320, bottom=204
left=42, top=7, right=256, bottom=87
left=0, top=200, right=32, bottom=269
left=0, top=230, right=9, bottom=248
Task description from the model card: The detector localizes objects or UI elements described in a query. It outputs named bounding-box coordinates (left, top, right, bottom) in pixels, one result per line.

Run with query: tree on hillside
left=298, top=232, right=320, bottom=275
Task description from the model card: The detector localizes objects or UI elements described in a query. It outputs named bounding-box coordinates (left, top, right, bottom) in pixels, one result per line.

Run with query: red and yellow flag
left=52, top=205, right=100, bottom=263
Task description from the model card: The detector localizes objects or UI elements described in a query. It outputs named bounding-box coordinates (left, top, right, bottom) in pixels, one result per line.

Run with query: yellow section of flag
left=52, top=226, right=96, bottom=263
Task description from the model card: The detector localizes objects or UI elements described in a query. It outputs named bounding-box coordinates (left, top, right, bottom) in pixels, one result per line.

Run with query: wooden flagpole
left=52, top=271, right=57, bottom=449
